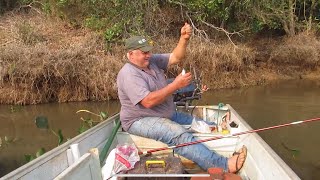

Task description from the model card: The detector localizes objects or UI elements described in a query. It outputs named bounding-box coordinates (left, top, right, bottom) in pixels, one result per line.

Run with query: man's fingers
left=182, top=22, right=192, bottom=35
left=184, top=23, right=192, bottom=32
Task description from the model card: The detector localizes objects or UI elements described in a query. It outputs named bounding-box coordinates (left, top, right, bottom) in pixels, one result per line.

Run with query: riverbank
left=1, top=12, right=319, bottom=105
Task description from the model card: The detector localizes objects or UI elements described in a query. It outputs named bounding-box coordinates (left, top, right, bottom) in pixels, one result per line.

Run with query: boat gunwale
left=1, top=113, right=120, bottom=180
left=227, top=104, right=299, bottom=179
left=2, top=104, right=301, bottom=179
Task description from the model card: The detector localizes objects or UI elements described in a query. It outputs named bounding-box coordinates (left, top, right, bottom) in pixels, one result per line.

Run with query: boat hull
left=1, top=105, right=300, bottom=180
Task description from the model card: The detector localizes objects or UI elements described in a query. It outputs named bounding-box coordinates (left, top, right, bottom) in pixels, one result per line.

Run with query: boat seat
left=54, top=148, right=102, bottom=180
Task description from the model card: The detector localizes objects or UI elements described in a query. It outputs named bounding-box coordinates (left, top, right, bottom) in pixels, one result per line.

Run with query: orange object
left=208, top=168, right=224, bottom=179
left=190, top=168, right=242, bottom=180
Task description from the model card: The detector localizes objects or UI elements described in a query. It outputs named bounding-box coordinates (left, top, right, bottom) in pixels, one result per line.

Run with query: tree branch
left=200, top=20, right=248, bottom=47
left=185, top=13, right=210, bottom=42
left=17, top=1, right=44, bottom=14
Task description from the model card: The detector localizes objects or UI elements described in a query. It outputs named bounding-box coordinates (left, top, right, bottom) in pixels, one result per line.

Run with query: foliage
left=169, top=0, right=250, bottom=28
left=168, top=0, right=318, bottom=36
left=51, top=129, right=64, bottom=146
left=33, top=115, right=65, bottom=146
left=0, top=0, right=19, bottom=13
left=24, top=109, right=108, bottom=163
left=46, top=0, right=158, bottom=46
left=17, top=22, right=45, bottom=45
left=35, top=116, right=49, bottom=129
left=10, top=105, right=22, bottom=113
left=76, top=109, right=108, bottom=134
left=19, top=0, right=33, bottom=4
left=0, top=136, right=15, bottom=148
left=250, top=0, right=320, bottom=35
left=1, top=1, right=320, bottom=105
left=281, top=142, right=300, bottom=159
left=2, top=0, right=320, bottom=38
left=84, top=16, right=107, bottom=31
left=24, top=148, right=46, bottom=163
left=269, top=32, right=320, bottom=68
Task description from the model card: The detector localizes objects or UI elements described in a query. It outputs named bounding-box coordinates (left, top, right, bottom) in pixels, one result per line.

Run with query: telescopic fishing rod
left=138, top=117, right=320, bottom=155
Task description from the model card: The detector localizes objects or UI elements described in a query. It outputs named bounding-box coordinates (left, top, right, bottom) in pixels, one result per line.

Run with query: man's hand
left=173, top=72, right=192, bottom=89
left=181, top=22, right=192, bottom=40
left=201, top=85, right=209, bottom=93
left=168, top=22, right=192, bottom=66
left=140, top=72, right=192, bottom=108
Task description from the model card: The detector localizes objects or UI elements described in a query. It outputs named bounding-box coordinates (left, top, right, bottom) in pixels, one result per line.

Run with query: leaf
left=36, top=148, right=46, bottom=157
left=10, top=105, right=15, bottom=113
left=100, top=111, right=108, bottom=120
left=281, top=142, right=301, bottom=159
left=76, top=109, right=92, bottom=114
left=76, top=109, right=100, bottom=117
left=292, top=150, right=301, bottom=159
left=78, top=124, right=88, bottom=134
left=51, top=129, right=64, bottom=146
left=86, top=119, right=93, bottom=127
left=24, top=154, right=35, bottom=162
left=35, top=116, right=49, bottom=129
left=10, top=105, right=22, bottom=113
left=4, top=136, right=13, bottom=143
left=0, top=137, right=2, bottom=147
left=57, top=129, right=64, bottom=145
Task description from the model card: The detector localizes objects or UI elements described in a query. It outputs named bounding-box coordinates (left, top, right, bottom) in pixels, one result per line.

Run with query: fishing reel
left=168, top=68, right=203, bottom=109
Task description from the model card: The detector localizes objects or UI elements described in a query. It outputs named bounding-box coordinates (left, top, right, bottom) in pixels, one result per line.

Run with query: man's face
left=128, top=49, right=152, bottom=68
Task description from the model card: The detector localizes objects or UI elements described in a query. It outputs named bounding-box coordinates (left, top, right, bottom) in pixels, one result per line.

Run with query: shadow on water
left=0, top=79, right=320, bottom=179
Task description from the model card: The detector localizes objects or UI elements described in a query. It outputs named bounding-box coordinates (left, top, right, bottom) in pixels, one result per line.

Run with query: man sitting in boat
left=116, top=22, right=246, bottom=173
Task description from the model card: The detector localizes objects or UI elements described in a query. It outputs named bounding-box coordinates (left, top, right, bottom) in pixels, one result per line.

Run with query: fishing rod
left=138, top=117, right=320, bottom=155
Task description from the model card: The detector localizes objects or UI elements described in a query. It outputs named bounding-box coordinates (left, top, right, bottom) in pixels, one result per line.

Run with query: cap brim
left=139, top=46, right=153, bottom=52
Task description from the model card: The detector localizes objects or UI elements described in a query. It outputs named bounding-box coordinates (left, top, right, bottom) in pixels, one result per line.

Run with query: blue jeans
left=127, top=111, right=228, bottom=171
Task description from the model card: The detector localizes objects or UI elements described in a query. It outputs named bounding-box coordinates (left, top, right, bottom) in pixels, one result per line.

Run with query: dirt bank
left=0, top=13, right=319, bottom=105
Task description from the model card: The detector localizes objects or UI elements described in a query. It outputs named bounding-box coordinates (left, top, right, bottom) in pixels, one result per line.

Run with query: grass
left=0, top=12, right=319, bottom=105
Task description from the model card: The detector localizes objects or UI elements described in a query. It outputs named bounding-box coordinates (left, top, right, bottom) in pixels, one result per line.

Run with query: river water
left=0, top=79, right=319, bottom=179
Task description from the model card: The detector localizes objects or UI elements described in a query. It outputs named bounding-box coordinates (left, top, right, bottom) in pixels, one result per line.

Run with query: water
left=0, top=80, right=319, bottom=179
left=199, top=79, right=320, bottom=179
left=0, top=101, right=121, bottom=177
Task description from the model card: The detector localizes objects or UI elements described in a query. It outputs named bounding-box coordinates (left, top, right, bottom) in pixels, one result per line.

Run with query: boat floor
left=116, top=151, right=248, bottom=179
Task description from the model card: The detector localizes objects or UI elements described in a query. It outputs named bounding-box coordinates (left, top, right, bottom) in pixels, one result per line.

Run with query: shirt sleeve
left=150, top=54, right=170, bottom=70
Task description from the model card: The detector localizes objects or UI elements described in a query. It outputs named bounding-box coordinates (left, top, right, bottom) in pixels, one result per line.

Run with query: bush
left=269, top=32, right=320, bottom=69
left=0, top=14, right=124, bottom=104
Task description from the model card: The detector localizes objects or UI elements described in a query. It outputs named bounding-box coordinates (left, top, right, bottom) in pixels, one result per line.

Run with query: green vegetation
left=24, top=148, right=46, bottom=163
left=0, top=136, right=16, bottom=148
left=1, top=0, right=319, bottom=36
left=76, top=109, right=108, bottom=133
left=0, top=0, right=319, bottom=104
left=281, top=142, right=301, bottom=159
left=23, top=109, right=108, bottom=163
left=34, top=116, right=65, bottom=146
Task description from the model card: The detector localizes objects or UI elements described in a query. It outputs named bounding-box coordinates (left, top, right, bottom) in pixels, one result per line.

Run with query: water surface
left=0, top=80, right=319, bottom=179
left=199, top=80, right=320, bottom=179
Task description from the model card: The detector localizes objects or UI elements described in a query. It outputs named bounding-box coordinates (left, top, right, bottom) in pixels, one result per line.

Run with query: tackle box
left=126, top=155, right=185, bottom=179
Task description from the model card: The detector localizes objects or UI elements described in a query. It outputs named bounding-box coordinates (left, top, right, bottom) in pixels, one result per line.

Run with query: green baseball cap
left=125, top=36, right=153, bottom=52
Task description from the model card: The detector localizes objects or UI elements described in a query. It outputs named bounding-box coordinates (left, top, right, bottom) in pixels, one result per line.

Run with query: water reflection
left=0, top=80, right=319, bottom=179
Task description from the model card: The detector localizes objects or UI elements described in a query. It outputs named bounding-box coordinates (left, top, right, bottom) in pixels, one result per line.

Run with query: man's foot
left=228, top=145, right=247, bottom=173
